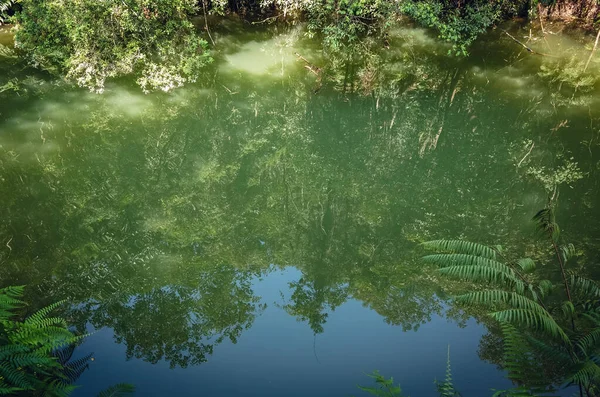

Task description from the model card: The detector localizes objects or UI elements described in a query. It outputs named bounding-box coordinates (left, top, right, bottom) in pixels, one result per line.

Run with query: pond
left=0, top=18, right=599, bottom=396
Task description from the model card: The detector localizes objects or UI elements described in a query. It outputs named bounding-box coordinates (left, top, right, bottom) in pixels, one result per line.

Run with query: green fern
left=422, top=240, right=497, bottom=259
left=569, top=275, right=600, bottom=298
left=492, top=309, right=570, bottom=344
left=435, top=346, right=461, bottom=397
left=96, top=383, right=136, bottom=397
left=422, top=253, right=524, bottom=290
left=357, top=371, right=404, bottom=397
left=532, top=208, right=560, bottom=243
left=515, top=258, right=536, bottom=274
left=0, top=286, right=85, bottom=395
left=457, top=291, right=545, bottom=312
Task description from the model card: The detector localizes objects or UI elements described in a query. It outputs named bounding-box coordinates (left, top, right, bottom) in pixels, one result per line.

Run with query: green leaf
left=422, top=240, right=497, bottom=259
left=515, top=258, right=535, bottom=273
left=97, top=383, right=136, bottom=397
left=492, top=309, right=570, bottom=344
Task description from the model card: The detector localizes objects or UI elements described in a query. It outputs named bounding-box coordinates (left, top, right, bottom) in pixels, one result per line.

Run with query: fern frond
left=533, top=208, right=560, bottom=242
left=457, top=291, right=546, bottom=313
left=10, top=325, right=75, bottom=346
left=63, top=353, right=93, bottom=383
left=96, top=383, right=136, bottom=397
left=538, top=281, right=554, bottom=298
left=569, top=274, right=600, bottom=298
left=0, top=287, right=25, bottom=321
left=0, top=344, right=29, bottom=360
left=574, top=327, right=600, bottom=355
left=53, top=344, right=76, bottom=365
left=423, top=253, right=521, bottom=286
left=422, top=240, right=496, bottom=259
left=435, top=346, right=461, bottom=397
left=501, top=322, right=532, bottom=383
left=24, top=300, right=67, bottom=326
left=28, top=317, right=68, bottom=329
left=0, top=364, right=34, bottom=390
left=10, top=353, right=60, bottom=370
left=559, top=244, right=576, bottom=264
left=0, top=286, right=25, bottom=299
left=492, top=309, right=570, bottom=344
left=42, top=379, right=77, bottom=397
left=527, top=335, right=572, bottom=365
left=0, top=386, right=24, bottom=395
left=515, top=258, right=536, bottom=273
left=561, top=301, right=575, bottom=318
left=33, top=333, right=87, bottom=355
left=566, top=360, right=600, bottom=387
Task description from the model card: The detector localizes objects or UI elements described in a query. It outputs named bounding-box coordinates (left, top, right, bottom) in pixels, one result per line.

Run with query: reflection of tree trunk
left=583, top=28, right=600, bottom=73
left=295, top=52, right=323, bottom=92
left=419, top=68, right=462, bottom=157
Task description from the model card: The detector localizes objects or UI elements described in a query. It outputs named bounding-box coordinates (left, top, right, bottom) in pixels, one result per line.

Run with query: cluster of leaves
left=302, top=0, right=396, bottom=55
left=423, top=207, right=600, bottom=396
left=13, top=0, right=211, bottom=93
left=0, top=285, right=85, bottom=395
left=0, top=285, right=135, bottom=396
left=356, top=347, right=461, bottom=397
left=399, top=0, right=501, bottom=56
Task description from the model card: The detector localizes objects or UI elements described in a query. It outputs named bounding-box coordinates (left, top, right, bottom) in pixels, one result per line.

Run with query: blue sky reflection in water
left=73, top=268, right=512, bottom=397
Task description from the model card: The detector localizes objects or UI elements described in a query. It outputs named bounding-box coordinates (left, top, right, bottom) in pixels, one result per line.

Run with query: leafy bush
left=13, top=0, right=212, bottom=93
left=0, top=285, right=85, bottom=395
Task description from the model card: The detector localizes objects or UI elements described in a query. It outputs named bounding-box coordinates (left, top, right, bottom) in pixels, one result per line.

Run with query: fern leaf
left=561, top=301, right=575, bottom=318
left=501, top=322, right=532, bottom=384
left=96, top=383, right=136, bottom=397
left=566, top=360, right=600, bottom=387
left=42, top=379, right=78, bottom=397
left=533, top=208, right=560, bottom=242
left=0, top=344, right=29, bottom=360
left=422, top=240, right=496, bottom=259
left=9, top=354, right=60, bottom=370
left=526, top=335, right=572, bottom=368
left=569, top=274, right=600, bottom=297
left=0, top=385, right=24, bottom=395
left=457, top=291, right=546, bottom=313
left=53, top=344, right=76, bottom=365
left=63, top=353, right=93, bottom=383
left=515, top=258, right=536, bottom=273
left=574, top=327, right=600, bottom=355
left=24, top=300, right=67, bottom=326
left=559, top=244, right=576, bottom=264
left=0, top=286, right=25, bottom=299
left=0, top=363, right=34, bottom=389
left=538, top=280, right=554, bottom=298
left=492, top=309, right=570, bottom=344
left=435, top=346, right=461, bottom=397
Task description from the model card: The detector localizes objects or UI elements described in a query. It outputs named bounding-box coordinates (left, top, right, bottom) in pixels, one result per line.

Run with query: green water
left=0, top=19, right=599, bottom=396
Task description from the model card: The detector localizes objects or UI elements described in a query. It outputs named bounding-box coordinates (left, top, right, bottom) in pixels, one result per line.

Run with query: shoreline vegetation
left=0, top=0, right=598, bottom=93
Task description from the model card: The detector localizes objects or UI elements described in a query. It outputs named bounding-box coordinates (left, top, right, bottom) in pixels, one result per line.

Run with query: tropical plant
left=0, top=285, right=135, bottom=396
left=435, top=346, right=461, bottom=397
left=0, top=285, right=86, bottom=395
left=422, top=206, right=600, bottom=396
left=357, top=370, right=404, bottom=397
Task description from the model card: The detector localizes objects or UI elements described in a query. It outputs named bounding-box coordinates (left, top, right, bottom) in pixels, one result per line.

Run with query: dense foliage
left=3, top=0, right=592, bottom=91
left=11, top=0, right=211, bottom=93
left=0, top=286, right=85, bottom=395
left=0, top=286, right=136, bottom=396
left=423, top=208, right=600, bottom=396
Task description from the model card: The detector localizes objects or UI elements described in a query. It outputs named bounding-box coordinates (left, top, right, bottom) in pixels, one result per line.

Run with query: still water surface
left=1, top=19, right=599, bottom=396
